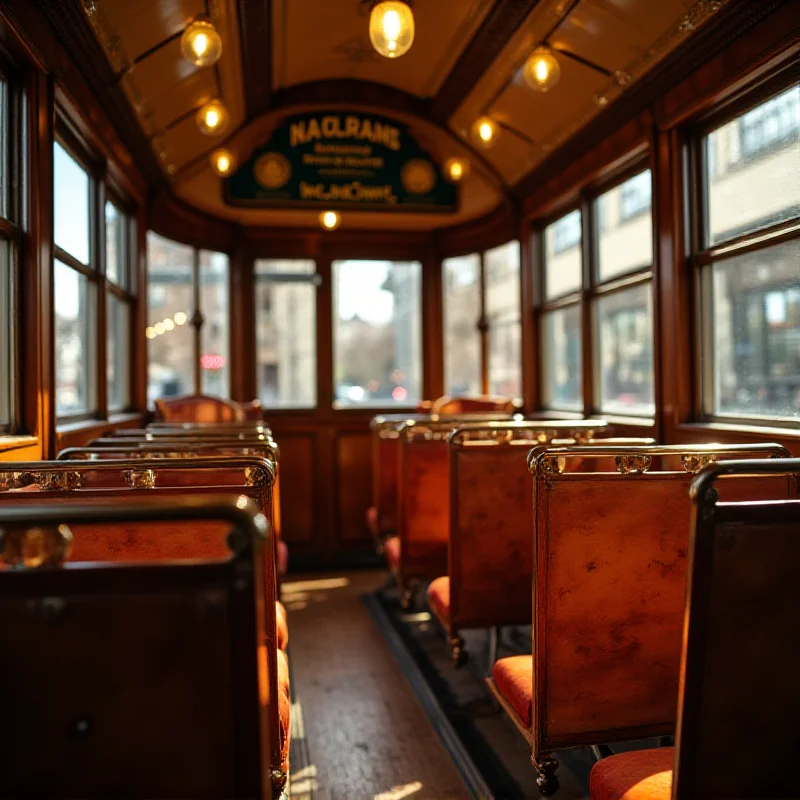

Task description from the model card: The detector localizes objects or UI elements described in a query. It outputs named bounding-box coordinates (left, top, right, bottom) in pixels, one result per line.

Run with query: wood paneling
left=273, top=432, right=317, bottom=546
left=335, top=432, right=373, bottom=545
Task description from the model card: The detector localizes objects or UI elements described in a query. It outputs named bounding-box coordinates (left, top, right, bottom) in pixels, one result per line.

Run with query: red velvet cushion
left=275, top=601, right=289, bottom=651
left=367, top=506, right=379, bottom=536
left=492, top=655, right=533, bottom=728
left=276, top=648, right=291, bottom=775
left=589, top=749, right=673, bottom=800
left=384, top=535, right=400, bottom=571
left=277, top=540, right=289, bottom=577
left=427, top=576, right=450, bottom=625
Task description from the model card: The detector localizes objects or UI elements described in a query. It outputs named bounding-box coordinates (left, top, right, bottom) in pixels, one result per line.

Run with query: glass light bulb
left=369, top=2, right=414, bottom=59
left=472, top=117, right=497, bottom=148
left=320, top=211, right=341, bottom=231
left=163, top=318, right=175, bottom=331
left=523, top=47, right=561, bottom=92
left=197, top=100, right=229, bottom=136
left=210, top=148, right=236, bottom=177
left=174, top=312, right=187, bottom=325
left=181, top=20, right=223, bottom=68
left=154, top=322, right=165, bottom=335
left=444, top=157, right=470, bottom=183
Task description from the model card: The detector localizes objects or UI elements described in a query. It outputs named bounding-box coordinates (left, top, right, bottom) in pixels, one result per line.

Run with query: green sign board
left=224, top=111, right=457, bottom=213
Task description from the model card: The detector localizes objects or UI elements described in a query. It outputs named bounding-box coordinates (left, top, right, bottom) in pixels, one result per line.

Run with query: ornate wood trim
left=236, top=0, right=272, bottom=119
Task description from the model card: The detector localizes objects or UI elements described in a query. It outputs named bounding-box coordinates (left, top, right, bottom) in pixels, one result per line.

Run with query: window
left=443, top=254, right=481, bottom=396
left=333, top=260, right=422, bottom=407
left=544, top=209, right=582, bottom=301
left=697, top=86, right=800, bottom=422
left=485, top=241, right=522, bottom=400
left=146, top=234, right=231, bottom=405
left=254, top=259, right=317, bottom=408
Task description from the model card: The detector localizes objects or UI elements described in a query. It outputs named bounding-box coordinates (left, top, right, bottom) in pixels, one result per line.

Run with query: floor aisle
left=283, top=570, right=471, bottom=800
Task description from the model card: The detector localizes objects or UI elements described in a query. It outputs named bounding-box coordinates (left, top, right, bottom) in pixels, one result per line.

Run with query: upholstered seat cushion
left=367, top=506, right=379, bottom=536
left=277, top=540, right=289, bottom=577
left=427, top=576, right=450, bottom=625
left=492, top=655, right=533, bottom=728
left=589, top=749, right=673, bottom=800
left=276, top=648, right=292, bottom=775
left=384, top=535, right=400, bottom=572
left=275, top=601, right=289, bottom=650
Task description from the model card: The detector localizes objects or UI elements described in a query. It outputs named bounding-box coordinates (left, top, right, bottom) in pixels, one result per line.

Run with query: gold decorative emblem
left=681, top=454, right=716, bottom=474
left=0, top=524, right=73, bottom=568
left=244, top=466, right=269, bottom=488
left=541, top=456, right=566, bottom=475
left=401, top=159, right=435, bottom=194
left=124, top=469, right=156, bottom=489
left=615, top=455, right=652, bottom=474
left=0, top=472, right=26, bottom=491
left=33, top=472, right=82, bottom=491
left=255, top=152, right=291, bottom=190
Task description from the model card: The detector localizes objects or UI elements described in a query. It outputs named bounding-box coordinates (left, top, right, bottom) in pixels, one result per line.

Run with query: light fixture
left=210, top=148, right=236, bottom=177
left=523, top=46, right=560, bottom=92
left=145, top=326, right=156, bottom=339
left=444, top=157, right=470, bottom=183
left=196, top=99, right=230, bottom=136
left=471, top=117, right=498, bottom=149
left=163, top=318, right=175, bottom=331
left=320, top=211, right=341, bottom=231
left=369, top=1, right=415, bottom=59
left=174, top=311, right=188, bottom=326
left=154, top=322, right=165, bottom=335
left=181, top=18, right=223, bottom=67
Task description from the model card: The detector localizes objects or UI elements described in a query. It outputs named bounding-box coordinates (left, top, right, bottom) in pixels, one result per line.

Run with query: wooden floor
left=283, top=570, right=471, bottom=800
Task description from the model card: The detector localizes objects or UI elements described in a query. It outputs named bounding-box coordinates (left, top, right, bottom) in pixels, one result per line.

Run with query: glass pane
left=54, top=142, right=91, bottom=265
left=0, top=236, right=10, bottom=425
left=105, top=201, right=126, bottom=287
left=596, top=169, right=653, bottom=282
left=544, top=209, right=582, bottom=300
left=595, top=283, right=655, bottom=416
left=146, top=233, right=194, bottom=406
left=485, top=241, right=521, bottom=399
left=107, top=294, right=130, bottom=410
left=709, top=239, right=799, bottom=420
left=0, top=78, right=7, bottom=221
left=199, top=250, right=230, bottom=397
left=542, top=305, right=582, bottom=410
left=254, top=259, right=317, bottom=408
left=443, top=254, right=481, bottom=396
left=704, top=85, right=800, bottom=246
left=55, top=260, right=94, bottom=416
left=333, top=259, right=422, bottom=407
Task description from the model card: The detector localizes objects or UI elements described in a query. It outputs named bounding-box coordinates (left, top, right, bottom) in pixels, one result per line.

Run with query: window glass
left=704, top=85, right=800, bottom=245
left=596, top=170, right=653, bottom=282
left=333, top=260, right=422, bottom=407
left=146, top=233, right=194, bottom=405
left=485, top=241, right=521, bottom=399
left=107, top=294, right=130, bottom=410
left=106, top=201, right=126, bottom=287
left=708, top=239, right=799, bottom=420
left=595, top=283, right=655, bottom=416
left=443, top=254, right=481, bottom=396
left=0, top=237, right=10, bottom=425
left=54, top=142, right=91, bottom=265
left=544, top=209, right=582, bottom=300
left=0, top=78, right=7, bottom=220
left=542, top=305, right=582, bottom=410
left=55, top=260, right=94, bottom=415
left=254, top=259, right=317, bottom=408
left=199, top=250, right=230, bottom=397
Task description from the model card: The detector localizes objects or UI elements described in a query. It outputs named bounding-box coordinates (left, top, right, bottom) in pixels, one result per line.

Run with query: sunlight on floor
left=283, top=577, right=351, bottom=594
left=290, top=765, right=318, bottom=799
left=374, top=781, right=424, bottom=800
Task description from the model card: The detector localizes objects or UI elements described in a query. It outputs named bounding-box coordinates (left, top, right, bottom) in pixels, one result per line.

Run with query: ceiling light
left=471, top=117, right=498, bottom=148
left=174, top=312, right=188, bottom=326
left=210, top=148, right=236, bottom=177
left=196, top=100, right=229, bottom=136
left=154, top=322, right=165, bottom=335
left=320, top=211, right=341, bottom=231
left=145, top=326, right=156, bottom=339
left=369, top=1, right=414, bottom=59
left=523, top=46, right=560, bottom=92
left=444, top=158, right=470, bottom=182
left=163, top=318, right=175, bottom=331
left=181, top=19, right=223, bottom=67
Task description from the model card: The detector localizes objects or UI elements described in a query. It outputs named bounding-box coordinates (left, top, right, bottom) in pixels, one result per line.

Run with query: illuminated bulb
left=369, top=1, right=414, bottom=59
left=163, top=318, right=175, bottom=331
left=154, top=322, right=165, bottom=335
left=444, top=157, right=470, bottom=183
left=210, top=148, right=236, bottom=177
left=320, top=211, right=341, bottom=231
left=472, top=117, right=498, bottom=148
left=145, top=326, right=156, bottom=339
left=174, top=311, right=188, bottom=325
left=196, top=100, right=229, bottom=136
left=523, top=47, right=560, bottom=92
left=181, top=19, right=222, bottom=67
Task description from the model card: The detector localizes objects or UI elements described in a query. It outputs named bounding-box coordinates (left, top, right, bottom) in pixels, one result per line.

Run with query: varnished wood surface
left=283, top=570, right=470, bottom=799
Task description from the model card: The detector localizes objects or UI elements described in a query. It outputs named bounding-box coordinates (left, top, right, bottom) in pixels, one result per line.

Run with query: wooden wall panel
left=274, top=432, right=317, bottom=546
left=335, top=432, right=373, bottom=545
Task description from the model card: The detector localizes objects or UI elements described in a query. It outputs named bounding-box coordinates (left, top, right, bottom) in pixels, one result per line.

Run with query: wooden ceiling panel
left=148, top=70, right=219, bottom=131
left=163, top=113, right=221, bottom=169
left=273, top=0, right=492, bottom=98
left=126, top=37, right=203, bottom=104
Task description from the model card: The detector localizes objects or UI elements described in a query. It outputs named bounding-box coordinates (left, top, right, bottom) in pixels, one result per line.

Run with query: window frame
left=688, top=75, right=800, bottom=428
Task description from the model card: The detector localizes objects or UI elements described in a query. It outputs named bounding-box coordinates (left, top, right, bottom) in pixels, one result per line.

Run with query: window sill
left=56, top=412, right=145, bottom=435
left=602, top=415, right=657, bottom=428
left=677, top=421, right=800, bottom=440
left=0, top=435, right=40, bottom=455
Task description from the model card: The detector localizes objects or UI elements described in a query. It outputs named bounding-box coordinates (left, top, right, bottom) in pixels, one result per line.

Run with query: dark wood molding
left=511, top=0, right=795, bottom=201
left=428, top=0, right=542, bottom=125
left=434, top=203, right=517, bottom=258
left=236, top=0, right=272, bottom=119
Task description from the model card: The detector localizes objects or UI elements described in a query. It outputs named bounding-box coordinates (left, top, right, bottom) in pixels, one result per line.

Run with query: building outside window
left=443, top=254, right=481, bottom=397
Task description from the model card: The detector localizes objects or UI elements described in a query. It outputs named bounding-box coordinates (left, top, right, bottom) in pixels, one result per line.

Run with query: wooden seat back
left=154, top=394, right=246, bottom=423
left=528, top=442, right=793, bottom=766
left=0, top=496, right=275, bottom=799
left=672, top=459, right=800, bottom=799
left=432, top=394, right=519, bottom=415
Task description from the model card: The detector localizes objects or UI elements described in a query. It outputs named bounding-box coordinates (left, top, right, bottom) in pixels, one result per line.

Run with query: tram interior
left=0, top=0, right=798, bottom=798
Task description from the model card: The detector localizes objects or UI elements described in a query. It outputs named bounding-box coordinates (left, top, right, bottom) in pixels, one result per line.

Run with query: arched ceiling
left=81, top=0, right=733, bottom=231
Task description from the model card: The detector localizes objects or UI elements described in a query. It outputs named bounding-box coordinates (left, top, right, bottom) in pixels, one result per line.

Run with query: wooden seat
left=432, top=394, right=519, bottom=414
left=0, top=495, right=285, bottom=799
left=487, top=442, right=792, bottom=796
left=589, top=457, right=800, bottom=800
left=154, top=394, right=247, bottom=423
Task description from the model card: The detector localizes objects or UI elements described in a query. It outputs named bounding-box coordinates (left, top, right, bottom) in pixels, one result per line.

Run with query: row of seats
left=0, top=395, right=290, bottom=799
left=368, top=400, right=800, bottom=797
